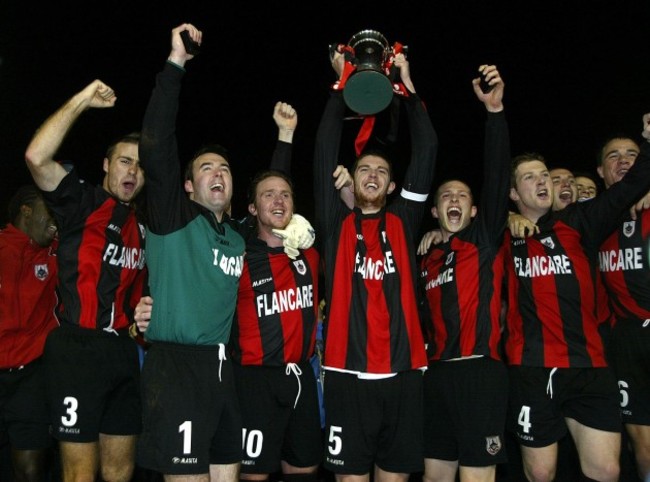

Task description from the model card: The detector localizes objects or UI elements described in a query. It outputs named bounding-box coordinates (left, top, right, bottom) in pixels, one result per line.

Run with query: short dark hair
left=596, top=134, right=639, bottom=167
left=433, top=178, right=473, bottom=206
left=105, top=132, right=140, bottom=159
left=352, top=148, right=393, bottom=181
left=573, top=169, right=601, bottom=195
left=511, top=152, right=546, bottom=188
left=7, top=184, right=43, bottom=225
left=572, top=170, right=598, bottom=183
left=247, top=170, right=294, bottom=205
left=184, top=143, right=231, bottom=182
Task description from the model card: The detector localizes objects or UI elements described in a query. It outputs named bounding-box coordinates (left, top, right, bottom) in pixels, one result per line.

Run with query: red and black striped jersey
left=503, top=142, right=650, bottom=367
left=599, top=208, right=650, bottom=321
left=420, top=112, right=510, bottom=361
left=420, top=239, right=506, bottom=361
left=232, top=239, right=319, bottom=366
left=324, top=209, right=428, bottom=373
left=313, top=91, right=437, bottom=375
left=503, top=226, right=608, bottom=368
left=43, top=170, right=146, bottom=331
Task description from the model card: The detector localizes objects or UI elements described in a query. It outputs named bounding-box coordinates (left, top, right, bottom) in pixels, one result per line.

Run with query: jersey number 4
left=518, top=405, right=532, bottom=434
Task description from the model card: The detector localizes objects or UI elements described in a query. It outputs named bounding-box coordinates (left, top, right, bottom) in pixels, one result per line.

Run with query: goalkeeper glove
left=272, top=213, right=316, bottom=259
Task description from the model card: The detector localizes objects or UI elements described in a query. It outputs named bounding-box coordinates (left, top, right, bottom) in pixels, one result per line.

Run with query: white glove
left=283, top=244, right=301, bottom=260
left=272, top=213, right=316, bottom=259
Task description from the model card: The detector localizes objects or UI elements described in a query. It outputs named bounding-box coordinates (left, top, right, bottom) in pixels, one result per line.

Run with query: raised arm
left=395, top=54, right=438, bottom=236
left=270, top=101, right=297, bottom=174
left=579, top=113, right=650, bottom=247
left=141, top=23, right=200, bottom=182
left=313, top=50, right=350, bottom=237
left=140, top=23, right=201, bottom=230
left=25, top=80, right=116, bottom=191
left=629, top=114, right=650, bottom=220
left=472, top=64, right=511, bottom=244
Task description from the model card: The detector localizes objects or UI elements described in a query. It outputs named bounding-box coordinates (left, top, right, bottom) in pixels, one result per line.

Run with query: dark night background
left=1, top=2, right=649, bottom=480
left=2, top=1, right=650, bottom=233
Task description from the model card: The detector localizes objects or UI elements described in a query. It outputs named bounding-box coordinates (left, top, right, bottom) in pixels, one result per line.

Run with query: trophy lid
left=343, top=70, right=393, bottom=116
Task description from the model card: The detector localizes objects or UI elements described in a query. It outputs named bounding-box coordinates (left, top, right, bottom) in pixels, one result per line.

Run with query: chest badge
left=34, top=264, right=49, bottom=281
left=445, top=252, right=455, bottom=266
left=293, top=259, right=307, bottom=275
left=540, top=237, right=555, bottom=250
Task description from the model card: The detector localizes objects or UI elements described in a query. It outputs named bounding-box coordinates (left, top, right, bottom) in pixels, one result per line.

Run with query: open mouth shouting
left=615, top=167, right=629, bottom=181
left=446, top=206, right=462, bottom=224
left=558, top=188, right=573, bottom=203
left=122, top=179, right=137, bottom=195
left=210, top=181, right=225, bottom=193
left=271, top=208, right=286, bottom=217
left=536, top=187, right=550, bottom=200
left=364, top=181, right=379, bottom=191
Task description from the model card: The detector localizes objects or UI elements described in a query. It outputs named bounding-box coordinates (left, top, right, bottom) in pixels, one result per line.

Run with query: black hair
left=7, top=184, right=43, bottom=225
left=432, top=178, right=474, bottom=206
left=572, top=170, right=598, bottom=183
left=105, top=132, right=141, bottom=159
left=184, top=143, right=231, bottom=182
left=595, top=134, right=640, bottom=167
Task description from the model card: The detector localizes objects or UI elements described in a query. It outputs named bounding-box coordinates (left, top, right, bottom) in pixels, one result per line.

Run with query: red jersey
left=0, top=224, right=59, bottom=367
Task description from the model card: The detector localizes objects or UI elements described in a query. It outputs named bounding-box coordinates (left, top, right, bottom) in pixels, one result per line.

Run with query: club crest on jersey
left=34, top=264, right=49, bottom=281
left=293, top=259, right=307, bottom=275
left=540, top=237, right=555, bottom=250
left=445, top=252, right=455, bottom=265
left=623, top=221, right=635, bottom=238
left=485, top=435, right=502, bottom=455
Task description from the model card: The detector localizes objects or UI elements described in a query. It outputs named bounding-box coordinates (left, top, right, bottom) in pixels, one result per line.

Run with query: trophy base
left=343, top=70, right=393, bottom=115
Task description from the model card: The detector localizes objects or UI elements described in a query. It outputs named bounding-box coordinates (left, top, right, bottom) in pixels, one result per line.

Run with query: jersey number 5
left=328, top=425, right=343, bottom=455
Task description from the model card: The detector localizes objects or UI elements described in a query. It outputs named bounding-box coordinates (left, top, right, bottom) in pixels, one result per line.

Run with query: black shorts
left=234, top=361, right=322, bottom=474
left=137, top=342, right=242, bottom=475
left=423, top=357, right=508, bottom=466
left=43, top=324, right=141, bottom=442
left=608, top=317, right=650, bottom=425
left=507, top=366, right=621, bottom=447
left=322, top=370, right=424, bottom=475
left=0, top=358, right=52, bottom=450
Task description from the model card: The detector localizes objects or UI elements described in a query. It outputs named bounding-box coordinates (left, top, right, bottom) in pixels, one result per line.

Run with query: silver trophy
left=342, top=30, right=394, bottom=115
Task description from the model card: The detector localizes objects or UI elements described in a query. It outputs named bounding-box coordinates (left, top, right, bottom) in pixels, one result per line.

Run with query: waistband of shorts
left=57, top=323, right=130, bottom=338
left=151, top=340, right=226, bottom=353
left=234, top=359, right=313, bottom=371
